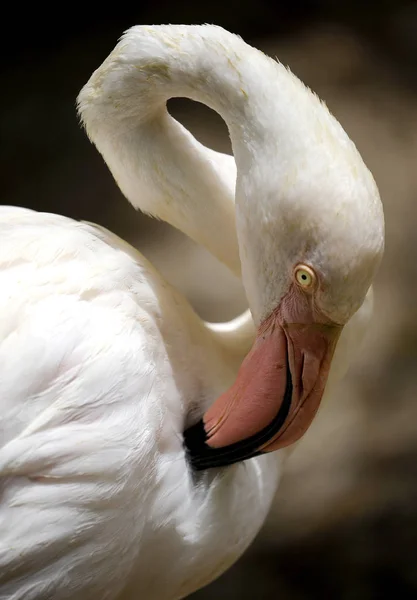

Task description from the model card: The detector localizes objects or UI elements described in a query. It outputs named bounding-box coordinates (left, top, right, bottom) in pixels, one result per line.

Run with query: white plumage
left=0, top=25, right=383, bottom=600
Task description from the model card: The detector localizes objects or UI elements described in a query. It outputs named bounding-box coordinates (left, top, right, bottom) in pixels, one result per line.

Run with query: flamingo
left=0, top=25, right=384, bottom=600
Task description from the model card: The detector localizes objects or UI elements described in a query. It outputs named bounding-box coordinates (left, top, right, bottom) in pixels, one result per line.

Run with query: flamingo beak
left=184, top=293, right=342, bottom=470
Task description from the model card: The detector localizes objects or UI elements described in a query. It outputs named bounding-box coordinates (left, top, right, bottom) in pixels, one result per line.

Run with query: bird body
left=0, top=24, right=383, bottom=600
left=0, top=207, right=279, bottom=599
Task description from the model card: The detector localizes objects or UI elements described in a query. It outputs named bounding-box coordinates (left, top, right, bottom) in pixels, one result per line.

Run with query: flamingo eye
left=294, top=265, right=316, bottom=290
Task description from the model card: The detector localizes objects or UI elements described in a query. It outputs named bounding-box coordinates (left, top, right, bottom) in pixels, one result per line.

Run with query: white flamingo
left=0, top=25, right=384, bottom=600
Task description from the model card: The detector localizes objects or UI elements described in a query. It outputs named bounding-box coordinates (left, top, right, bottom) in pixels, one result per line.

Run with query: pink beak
left=184, top=286, right=342, bottom=469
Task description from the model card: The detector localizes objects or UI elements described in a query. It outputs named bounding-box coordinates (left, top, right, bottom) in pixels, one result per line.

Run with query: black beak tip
left=183, top=419, right=208, bottom=455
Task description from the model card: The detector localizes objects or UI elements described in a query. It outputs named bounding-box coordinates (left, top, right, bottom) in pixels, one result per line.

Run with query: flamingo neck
left=77, top=25, right=304, bottom=276
left=78, top=25, right=357, bottom=323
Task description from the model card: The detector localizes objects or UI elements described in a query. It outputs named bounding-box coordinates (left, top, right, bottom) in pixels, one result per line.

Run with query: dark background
left=2, top=2, right=417, bottom=598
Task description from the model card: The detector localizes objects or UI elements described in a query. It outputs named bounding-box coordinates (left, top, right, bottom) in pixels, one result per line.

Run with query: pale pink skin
left=204, top=282, right=342, bottom=452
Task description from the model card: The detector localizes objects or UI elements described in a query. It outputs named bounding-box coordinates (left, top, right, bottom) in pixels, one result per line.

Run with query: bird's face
left=183, top=257, right=345, bottom=469
left=204, top=263, right=343, bottom=453
left=184, top=164, right=384, bottom=470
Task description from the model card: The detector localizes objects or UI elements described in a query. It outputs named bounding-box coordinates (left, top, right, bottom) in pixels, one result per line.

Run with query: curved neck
left=78, top=25, right=261, bottom=276
left=77, top=25, right=290, bottom=275
left=78, top=25, right=336, bottom=322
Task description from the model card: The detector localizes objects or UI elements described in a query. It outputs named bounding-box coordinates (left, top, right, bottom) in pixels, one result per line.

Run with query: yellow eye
left=294, top=265, right=316, bottom=290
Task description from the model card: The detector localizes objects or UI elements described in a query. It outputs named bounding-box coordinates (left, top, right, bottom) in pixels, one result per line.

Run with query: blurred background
left=2, top=1, right=417, bottom=598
